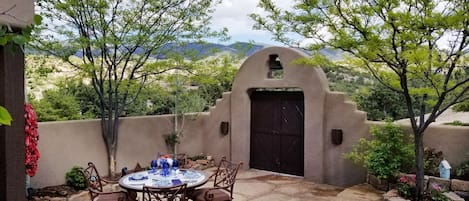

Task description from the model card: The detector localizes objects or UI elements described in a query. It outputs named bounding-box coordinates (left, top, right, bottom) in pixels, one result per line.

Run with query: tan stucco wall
left=31, top=114, right=230, bottom=188
left=0, top=0, right=34, bottom=28
left=398, top=123, right=469, bottom=166
left=30, top=47, right=469, bottom=188
left=229, top=47, right=371, bottom=186
left=323, top=92, right=369, bottom=186
left=33, top=119, right=107, bottom=188
left=202, top=92, right=231, bottom=162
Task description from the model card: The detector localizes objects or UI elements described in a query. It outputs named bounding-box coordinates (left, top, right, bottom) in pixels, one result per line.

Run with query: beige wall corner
left=0, top=0, right=34, bottom=28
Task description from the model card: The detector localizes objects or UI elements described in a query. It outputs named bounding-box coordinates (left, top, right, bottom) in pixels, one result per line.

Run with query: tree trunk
left=415, top=133, right=425, bottom=201
left=109, top=149, right=116, bottom=177
left=101, top=117, right=118, bottom=177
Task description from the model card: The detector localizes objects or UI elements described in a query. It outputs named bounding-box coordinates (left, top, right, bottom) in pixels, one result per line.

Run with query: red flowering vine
left=25, top=103, right=40, bottom=177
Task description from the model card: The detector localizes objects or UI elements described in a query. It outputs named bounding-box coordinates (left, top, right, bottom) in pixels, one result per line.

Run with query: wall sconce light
left=220, top=121, right=229, bottom=135
left=331, top=129, right=343, bottom=145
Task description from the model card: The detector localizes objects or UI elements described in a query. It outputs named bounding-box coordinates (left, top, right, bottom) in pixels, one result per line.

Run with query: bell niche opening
left=267, top=54, right=283, bottom=79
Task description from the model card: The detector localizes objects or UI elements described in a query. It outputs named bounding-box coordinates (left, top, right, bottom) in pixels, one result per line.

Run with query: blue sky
left=209, top=0, right=294, bottom=46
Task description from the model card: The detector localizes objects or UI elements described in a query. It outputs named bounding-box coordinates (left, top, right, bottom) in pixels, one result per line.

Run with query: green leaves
left=345, top=121, right=415, bottom=180
left=0, top=106, right=13, bottom=126
left=33, top=15, right=43, bottom=25
left=0, top=14, right=42, bottom=46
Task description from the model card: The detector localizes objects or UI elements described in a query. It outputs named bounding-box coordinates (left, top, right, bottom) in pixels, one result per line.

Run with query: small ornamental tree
left=34, top=0, right=226, bottom=176
left=25, top=103, right=40, bottom=177
left=252, top=1, right=469, bottom=200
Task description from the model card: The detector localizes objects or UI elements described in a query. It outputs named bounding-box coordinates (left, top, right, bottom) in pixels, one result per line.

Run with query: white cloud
left=209, top=0, right=295, bottom=45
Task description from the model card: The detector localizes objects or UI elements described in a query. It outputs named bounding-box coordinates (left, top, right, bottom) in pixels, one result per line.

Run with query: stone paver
left=33, top=169, right=384, bottom=201
left=234, top=180, right=276, bottom=197
left=232, top=169, right=383, bottom=201
left=336, top=183, right=384, bottom=201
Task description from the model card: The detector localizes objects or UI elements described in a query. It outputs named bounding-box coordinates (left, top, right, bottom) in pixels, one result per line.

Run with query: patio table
left=119, top=169, right=209, bottom=194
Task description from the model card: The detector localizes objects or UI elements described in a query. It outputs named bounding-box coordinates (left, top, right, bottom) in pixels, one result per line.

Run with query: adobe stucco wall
left=323, top=92, right=369, bottom=186
left=399, top=123, right=469, bottom=166
left=31, top=113, right=232, bottom=188
left=229, top=47, right=370, bottom=186
left=0, top=0, right=34, bottom=27
left=30, top=47, right=469, bottom=188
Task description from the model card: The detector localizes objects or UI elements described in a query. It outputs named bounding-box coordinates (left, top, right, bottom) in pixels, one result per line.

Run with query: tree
left=159, top=54, right=239, bottom=153
left=30, top=89, right=83, bottom=122
left=190, top=54, right=238, bottom=109
left=354, top=84, right=410, bottom=121
left=251, top=0, right=469, bottom=200
left=34, top=0, right=225, bottom=176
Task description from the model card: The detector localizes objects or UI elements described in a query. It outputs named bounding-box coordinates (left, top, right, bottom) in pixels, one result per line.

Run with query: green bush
left=453, top=101, right=469, bottom=112
left=424, top=147, right=443, bottom=176
left=443, top=120, right=469, bottom=126
left=454, top=152, right=469, bottom=180
left=344, top=121, right=414, bottom=180
left=65, top=166, right=86, bottom=190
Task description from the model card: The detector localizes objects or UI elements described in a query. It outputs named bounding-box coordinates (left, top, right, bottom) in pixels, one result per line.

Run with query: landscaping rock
left=443, top=191, right=465, bottom=201
left=428, top=176, right=451, bottom=191
left=452, top=179, right=469, bottom=192
left=367, top=174, right=388, bottom=191
left=68, top=191, right=90, bottom=201
left=383, top=190, right=410, bottom=201
left=385, top=197, right=410, bottom=201
left=383, top=189, right=401, bottom=200
left=454, top=191, right=469, bottom=200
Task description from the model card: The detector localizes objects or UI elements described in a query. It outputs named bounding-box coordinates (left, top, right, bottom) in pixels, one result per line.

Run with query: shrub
left=397, top=175, right=415, bottom=199
left=427, top=183, right=449, bottom=201
left=443, top=120, right=469, bottom=126
left=65, top=166, right=86, bottom=190
left=424, top=147, right=443, bottom=176
left=453, top=101, right=469, bottom=112
left=454, top=152, right=469, bottom=180
left=344, top=121, right=414, bottom=180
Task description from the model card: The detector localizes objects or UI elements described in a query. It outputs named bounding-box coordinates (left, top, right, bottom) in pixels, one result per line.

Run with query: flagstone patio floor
left=47, top=168, right=385, bottom=201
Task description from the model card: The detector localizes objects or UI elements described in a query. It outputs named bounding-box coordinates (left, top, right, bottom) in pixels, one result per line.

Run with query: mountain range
left=69, top=42, right=342, bottom=60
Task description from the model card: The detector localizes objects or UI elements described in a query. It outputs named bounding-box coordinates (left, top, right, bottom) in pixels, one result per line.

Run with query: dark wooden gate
left=250, top=91, right=304, bottom=176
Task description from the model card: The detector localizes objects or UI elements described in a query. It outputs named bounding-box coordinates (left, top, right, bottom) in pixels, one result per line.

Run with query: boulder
left=367, top=174, right=388, bottom=191
left=383, top=190, right=410, bottom=201
left=454, top=191, right=469, bottom=200
left=68, top=191, right=90, bottom=201
left=443, top=191, right=465, bottom=201
left=451, top=179, right=469, bottom=192
left=427, top=176, right=451, bottom=191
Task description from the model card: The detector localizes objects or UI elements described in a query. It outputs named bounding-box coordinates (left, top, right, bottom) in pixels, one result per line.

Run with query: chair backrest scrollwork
left=143, top=183, right=187, bottom=201
left=213, top=156, right=243, bottom=199
left=81, top=162, right=104, bottom=199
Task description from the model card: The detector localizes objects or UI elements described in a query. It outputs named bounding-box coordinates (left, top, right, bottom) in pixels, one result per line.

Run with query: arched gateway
left=227, top=47, right=369, bottom=187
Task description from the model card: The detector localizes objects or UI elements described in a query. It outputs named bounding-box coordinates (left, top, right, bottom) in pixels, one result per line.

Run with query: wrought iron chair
left=158, top=152, right=188, bottom=168
left=188, top=157, right=243, bottom=201
left=81, top=162, right=129, bottom=201
left=142, top=183, right=187, bottom=201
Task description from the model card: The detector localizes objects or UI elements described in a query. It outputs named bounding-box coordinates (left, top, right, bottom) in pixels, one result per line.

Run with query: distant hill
left=29, top=41, right=343, bottom=60
left=68, top=42, right=267, bottom=60
left=152, top=42, right=268, bottom=59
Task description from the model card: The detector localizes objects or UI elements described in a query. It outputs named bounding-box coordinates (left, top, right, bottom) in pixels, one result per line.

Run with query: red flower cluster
left=399, top=174, right=416, bottom=183
left=25, top=103, right=40, bottom=177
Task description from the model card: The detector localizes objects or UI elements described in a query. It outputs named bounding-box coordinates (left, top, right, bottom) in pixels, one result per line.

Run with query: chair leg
left=127, top=190, right=138, bottom=201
